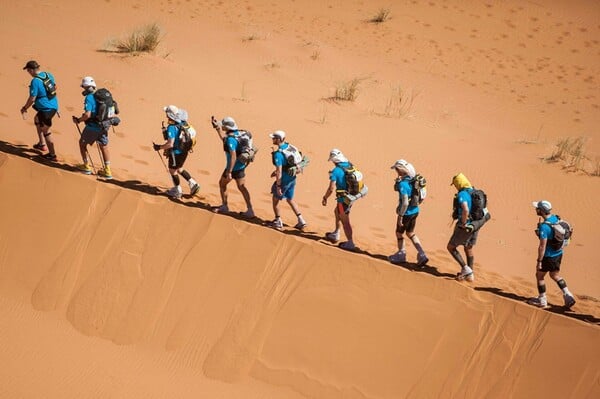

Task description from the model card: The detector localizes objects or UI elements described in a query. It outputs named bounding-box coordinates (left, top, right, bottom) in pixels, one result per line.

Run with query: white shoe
left=325, top=231, right=340, bottom=243
left=527, top=296, right=548, bottom=308
left=388, top=251, right=407, bottom=264
left=416, top=253, right=429, bottom=267
left=339, top=241, right=356, bottom=251
left=456, top=266, right=474, bottom=282
left=166, top=187, right=182, bottom=199
left=190, top=182, right=200, bottom=196
left=563, top=293, right=576, bottom=309
left=268, top=219, right=284, bottom=231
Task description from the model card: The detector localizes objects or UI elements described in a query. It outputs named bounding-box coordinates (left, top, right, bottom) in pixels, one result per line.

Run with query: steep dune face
left=1, top=154, right=599, bottom=398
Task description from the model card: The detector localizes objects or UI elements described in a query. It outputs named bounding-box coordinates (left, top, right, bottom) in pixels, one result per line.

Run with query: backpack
left=470, top=188, right=488, bottom=221
left=542, top=217, right=573, bottom=250
left=35, top=73, right=56, bottom=99
left=177, top=122, right=197, bottom=153
left=342, top=164, right=364, bottom=196
left=278, top=143, right=303, bottom=169
left=234, top=130, right=258, bottom=165
left=409, top=174, right=427, bottom=207
left=93, top=88, right=119, bottom=124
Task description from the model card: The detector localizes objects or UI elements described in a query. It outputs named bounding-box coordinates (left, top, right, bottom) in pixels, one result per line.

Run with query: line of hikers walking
left=18, top=60, right=577, bottom=310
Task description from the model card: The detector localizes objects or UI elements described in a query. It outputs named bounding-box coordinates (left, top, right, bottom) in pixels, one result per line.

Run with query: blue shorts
left=271, top=180, right=296, bottom=200
left=80, top=126, right=109, bottom=146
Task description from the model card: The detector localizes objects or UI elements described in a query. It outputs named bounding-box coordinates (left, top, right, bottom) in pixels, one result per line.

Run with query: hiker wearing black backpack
left=20, top=60, right=59, bottom=161
left=527, top=200, right=576, bottom=309
left=72, top=76, right=119, bottom=179
left=266, top=130, right=307, bottom=231
left=388, top=160, right=429, bottom=267
left=322, top=149, right=367, bottom=251
left=447, top=173, right=490, bottom=282
left=210, top=116, right=255, bottom=218
left=152, top=105, right=200, bottom=199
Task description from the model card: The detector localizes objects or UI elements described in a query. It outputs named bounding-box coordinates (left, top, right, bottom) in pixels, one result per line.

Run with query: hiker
left=72, top=76, right=113, bottom=179
left=20, top=60, right=59, bottom=161
left=210, top=116, right=254, bottom=217
left=388, top=159, right=429, bottom=267
left=527, top=200, right=576, bottom=309
left=322, top=149, right=367, bottom=250
left=152, top=105, right=200, bottom=199
left=447, top=173, right=478, bottom=282
left=267, top=130, right=307, bottom=231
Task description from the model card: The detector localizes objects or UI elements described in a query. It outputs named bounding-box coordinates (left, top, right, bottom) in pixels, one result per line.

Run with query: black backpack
left=35, top=73, right=56, bottom=99
left=409, top=174, right=427, bottom=207
left=470, top=188, right=488, bottom=221
left=93, top=88, right=119, bottom=123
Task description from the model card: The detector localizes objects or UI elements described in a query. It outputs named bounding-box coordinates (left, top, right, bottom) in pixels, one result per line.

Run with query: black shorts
left=222, top=169, right=246, bottom=180
left=448, top=225, right=479, bottom=247
left=541, top=254, right=562, bottom=272
left=36, top=110, right=57, bottom=127
left=396, top=213, right=418, bottom=234
left=168, top=151, right=188, bottom=169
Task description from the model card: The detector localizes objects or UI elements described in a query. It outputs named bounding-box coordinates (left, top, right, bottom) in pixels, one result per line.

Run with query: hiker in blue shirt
left=527, top=200, right=576, bottom=309
left=20, top=60, right=59, bottom=161
left=72, top=76, right=112, bottom=179
left=152, top=105, right=200, bottom=199
left=266, top=130, right=307, bottom=231
left=447, top=173, right=478, bottom=282
left=210, top=116, right=254, bottom=217
left=388, top=159, right=429, bottom=267
left=322, top=149, right=366, bottom=251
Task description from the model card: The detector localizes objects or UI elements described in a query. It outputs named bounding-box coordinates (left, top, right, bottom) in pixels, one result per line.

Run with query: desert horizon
left=1, top=0, right=599, bottom=398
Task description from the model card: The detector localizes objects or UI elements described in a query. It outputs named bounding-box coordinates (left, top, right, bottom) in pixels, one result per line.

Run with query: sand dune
left=1, top=154, right=599, bottom=398
left=1, top=0, right=599, bottom=397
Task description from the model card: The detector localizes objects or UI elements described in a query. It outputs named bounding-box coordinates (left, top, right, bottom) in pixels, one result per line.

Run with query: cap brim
left=532, top=201, right=539, bottom=208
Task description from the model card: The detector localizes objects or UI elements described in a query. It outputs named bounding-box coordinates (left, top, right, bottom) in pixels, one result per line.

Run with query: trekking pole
left=96, top=142, right=105, bottom=169
left=74, top=122, right=97, bottom=173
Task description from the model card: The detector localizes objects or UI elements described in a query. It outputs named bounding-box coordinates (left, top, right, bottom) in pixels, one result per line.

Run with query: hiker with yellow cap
left=447, top=173, right=482, bottom=282
left=388, top=159, right=429, bottom=267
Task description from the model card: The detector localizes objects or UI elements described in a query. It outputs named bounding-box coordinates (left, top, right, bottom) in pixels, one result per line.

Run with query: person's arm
left=537, top=237, right=547, bottom=270
left=155, top=138, right=174, bottom=151
left=398, top=194, right=409, bottom=217
left=211, top=116, right=226, bottom=140
left=21, top=96, right=35, bottom=114
left=322, top=180, right=336, bottom=206
left=460, top=201, right=469, bottom=226
left=73, top=111, right=92, bottom=124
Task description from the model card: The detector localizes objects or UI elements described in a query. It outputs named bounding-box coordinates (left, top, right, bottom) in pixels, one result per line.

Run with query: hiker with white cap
left=20, top=60, right=59, bottom=161
left=210, top=115, right=255, bottom=217
left=72, top=76, right=114, bottom=179
left=266, top=130, right=307, bottom=231
left=527, top=200, right=576, bottom=309
left=322, top=149, right=367, bottom=250
left=152, top=105, right=200, bottom=199
left=388, top=159, right=429, bottom=267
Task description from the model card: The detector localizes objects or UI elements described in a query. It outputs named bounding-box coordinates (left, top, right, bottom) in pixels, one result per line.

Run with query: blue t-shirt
left=166, top=124, right=182, bottom=155
left=83, top=93, right=102, bottom=131
left=273, top=143, right=295, bottom=186
left=397, top=177, right=419, bottom=215
left=224, top=132, right=246, bottom=171
left=456, top=188, right=473, bottom=220
left=330, top=162, right=350, bottom=203
left=538, top=214, right=563, bottom=258
left=29, top=72, right=58, bottom=111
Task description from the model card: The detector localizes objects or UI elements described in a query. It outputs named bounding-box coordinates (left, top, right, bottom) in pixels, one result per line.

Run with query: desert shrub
left=369, top=8, right=390, bottom=23
left=113, top=23, right=161, bottom=53
left=383, top=85, right=419, bottom=117
left=332, top=78, right=361, bottom=102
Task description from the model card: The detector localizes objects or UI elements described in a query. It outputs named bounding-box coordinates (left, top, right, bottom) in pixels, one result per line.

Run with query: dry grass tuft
left=545, top=136, right=591, bottom=173
left=592, top=156, right=600, bottom=177
left=369, top=8, right=391, bottom=24
left=383, top=85, right=420, bottom=117
left=310, top=50, right=321, bottom=61
left=112, top=23, right=161, bottom=54
left=331, top=78, right=361, bottom=102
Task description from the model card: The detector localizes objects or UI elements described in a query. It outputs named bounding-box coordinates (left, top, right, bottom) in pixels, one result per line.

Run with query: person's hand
left=287, top=166, right=297, bottom=177
left=536, top=260, right=543, bottom=271
left=153, top=143, right=161, bottom=151
left=224, top=172, right=232, bottom=182
left=211, top=116, right=219, bottom=129
left=72, top=115, right=79, bottom=124
left=20, top=107, right=27, bottom=114
left=276, top=185, right=283, bottom=197
left=321, top=196, right=327, bottom=206
left=270, top=170, right=277, bottom=178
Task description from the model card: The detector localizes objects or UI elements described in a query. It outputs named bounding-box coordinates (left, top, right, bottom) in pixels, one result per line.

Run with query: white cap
left=221, top=116, right=238, bottom=131
left=269, top=130, right=286, bottom=140
left=81, top=76, right=96, bottom=88
left=328, top=148, right=348, bottom=164
left=163, top=105, right=181, bottom=122
left=532, top=200, right=552, bottom=213
left=390, top=159, right=416, bottom=178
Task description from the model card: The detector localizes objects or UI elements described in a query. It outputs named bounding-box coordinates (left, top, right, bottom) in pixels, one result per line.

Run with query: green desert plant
left=332, top=78, right=361, bottom=102
left=369, top=8, right=391, bottom=24
left=113, top=23, right=161, bottom=53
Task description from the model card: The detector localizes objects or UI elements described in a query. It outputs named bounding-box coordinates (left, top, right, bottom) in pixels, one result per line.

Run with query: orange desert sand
left=0, top=0, right=599, bottom=398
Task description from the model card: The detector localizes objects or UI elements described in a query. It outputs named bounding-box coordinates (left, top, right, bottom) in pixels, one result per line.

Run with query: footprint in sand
left=0, top=112, right=8, bottom=118
left=134, top=160, right=149, bottom=165
left=65, top=106, right=74, bottom=112
left=113, top=131, right=125, bottom=138
left=197, top=169, right=210, bottom=176
left=140, top=145, right=152, bottom=152
left=122, top=154, right=133, bottom=159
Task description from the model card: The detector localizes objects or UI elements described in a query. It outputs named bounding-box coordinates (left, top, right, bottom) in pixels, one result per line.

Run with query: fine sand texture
left=1, top=0, right=599, bottom=398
